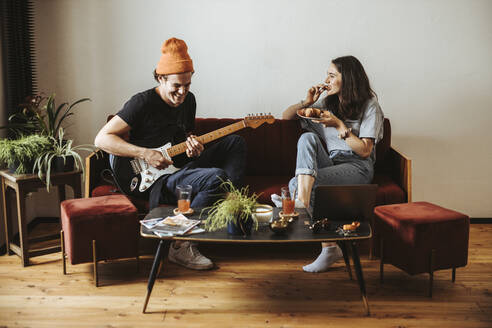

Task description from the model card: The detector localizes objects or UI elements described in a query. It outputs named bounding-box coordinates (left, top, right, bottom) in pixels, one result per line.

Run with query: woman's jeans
left=288, top=132, right=374, bottom=208
left=150, top=135, right=247, bottom=209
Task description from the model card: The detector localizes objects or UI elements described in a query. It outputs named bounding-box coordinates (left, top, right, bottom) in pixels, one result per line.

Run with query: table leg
left=71, top=174, right=82, bottom=198
left=58, top=185, right=66, bottom=202
left=350, top=241, right=370, bottom=316
left=337, top=241, right=353, bottom=280
left=15, top=189, right=29, bottom=266
left=1, top=178, right=13, bottom=255
left=142, top=240, right=165, bottom=313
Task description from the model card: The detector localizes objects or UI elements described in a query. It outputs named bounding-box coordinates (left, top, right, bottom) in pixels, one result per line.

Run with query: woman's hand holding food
left=304, top=84, right=329, bottom=107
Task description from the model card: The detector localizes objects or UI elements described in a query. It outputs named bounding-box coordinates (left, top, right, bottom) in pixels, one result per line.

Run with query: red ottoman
left=374, top=201, right=469, bottom=297
left=60, top=195, right=138, bottom=286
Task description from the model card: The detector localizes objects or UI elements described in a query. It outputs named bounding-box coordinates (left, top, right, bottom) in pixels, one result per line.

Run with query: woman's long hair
left=325, top=56, right=376, bottom=120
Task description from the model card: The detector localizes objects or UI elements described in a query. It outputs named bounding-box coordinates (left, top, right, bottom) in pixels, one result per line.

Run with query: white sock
left=294, top=199, right=306, bottom=208
left=302, top=246, right=343, bottom=273
left=271, top=194, right=282, bottom=207
left=271, top=194, right=307, bottom=209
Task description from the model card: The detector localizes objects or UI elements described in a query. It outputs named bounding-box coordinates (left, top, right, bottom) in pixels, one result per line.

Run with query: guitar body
left=111, top=143, right=180, bottom=195
left=111, top=114, right=275, bottom=197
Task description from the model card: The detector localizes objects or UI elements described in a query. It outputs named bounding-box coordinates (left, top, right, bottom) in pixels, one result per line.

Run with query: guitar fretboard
left=166, top=120, right=246, bottom=157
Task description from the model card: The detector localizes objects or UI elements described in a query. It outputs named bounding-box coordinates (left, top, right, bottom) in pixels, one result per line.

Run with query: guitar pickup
left=130, top=160, right=142, bottom=174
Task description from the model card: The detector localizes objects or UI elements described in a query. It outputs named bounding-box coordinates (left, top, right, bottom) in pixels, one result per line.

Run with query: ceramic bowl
left=253, top=204, right=273, bottom=224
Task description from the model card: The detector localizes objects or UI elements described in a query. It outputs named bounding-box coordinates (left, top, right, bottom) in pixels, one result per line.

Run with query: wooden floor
left=0, top=223, right=491, bottom=328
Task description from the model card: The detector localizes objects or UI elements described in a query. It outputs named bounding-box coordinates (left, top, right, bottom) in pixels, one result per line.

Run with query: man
left=95, top=37, right=246, bottom=270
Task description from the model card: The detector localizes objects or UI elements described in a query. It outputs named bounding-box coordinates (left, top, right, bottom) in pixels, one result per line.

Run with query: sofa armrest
left=387, top=146, right=412, bottom=202
left=84, top=149, right=110, bottom=198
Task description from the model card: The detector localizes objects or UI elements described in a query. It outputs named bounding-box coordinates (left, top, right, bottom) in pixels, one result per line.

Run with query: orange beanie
left=156, top=38, right=194, bottom=75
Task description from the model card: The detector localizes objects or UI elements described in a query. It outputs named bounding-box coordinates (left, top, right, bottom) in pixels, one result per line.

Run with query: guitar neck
left=166, top=120, right=246, bottom=157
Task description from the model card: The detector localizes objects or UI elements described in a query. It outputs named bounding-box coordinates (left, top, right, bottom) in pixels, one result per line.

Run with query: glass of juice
left=281, top=187, right=295, bottom=214
left=176, top=185, right=192, bottom=213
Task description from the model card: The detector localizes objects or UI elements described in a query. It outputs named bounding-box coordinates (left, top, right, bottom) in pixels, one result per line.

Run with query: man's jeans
left=288, top=132, right=373, bottom=208
left=152, top=135, right=247, bottom=209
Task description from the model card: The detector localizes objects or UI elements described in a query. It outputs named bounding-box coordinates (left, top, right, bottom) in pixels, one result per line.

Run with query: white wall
left=30, top=0, right=492, bottom=217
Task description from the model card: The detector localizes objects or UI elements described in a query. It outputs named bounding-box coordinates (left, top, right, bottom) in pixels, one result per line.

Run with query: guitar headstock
left=244, top=113, right=275, bottom=129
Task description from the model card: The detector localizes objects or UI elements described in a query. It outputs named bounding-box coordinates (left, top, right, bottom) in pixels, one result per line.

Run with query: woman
left=281, top=55, right=384, bottom=272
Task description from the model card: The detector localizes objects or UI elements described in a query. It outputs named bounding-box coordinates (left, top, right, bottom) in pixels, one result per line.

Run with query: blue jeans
left=150, top=135, right=247, bottom=209
left=288, top=132, right=374, bottom=208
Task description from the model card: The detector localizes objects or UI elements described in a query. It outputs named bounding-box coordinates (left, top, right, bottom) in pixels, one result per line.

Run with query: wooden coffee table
left=140, top=206, right=372, bottom=315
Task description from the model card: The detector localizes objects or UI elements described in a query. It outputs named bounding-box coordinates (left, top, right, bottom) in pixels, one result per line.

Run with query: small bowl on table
left=269, top=218, right=293, bottom=235
left=269, top=219, right=290, bottom=235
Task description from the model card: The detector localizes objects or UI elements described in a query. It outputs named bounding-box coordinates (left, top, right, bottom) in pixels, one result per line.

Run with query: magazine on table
left=140, top=214, right=203, bottom=237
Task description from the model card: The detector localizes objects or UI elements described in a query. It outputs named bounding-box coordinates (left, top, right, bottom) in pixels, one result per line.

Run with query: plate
left=279, top=211, right=299, bottom=218
left=173, top=208, right=194, bottom=215
left=297, top=108, right=324, bottom=120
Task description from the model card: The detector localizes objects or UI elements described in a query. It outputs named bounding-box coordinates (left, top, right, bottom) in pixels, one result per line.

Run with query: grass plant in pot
left=33, top=128, right=96, bottom=191
left=202, top=180, right=260, bottom=236
left=0, top=134, right=52, bottom=174
left=0, top=93, right=90, bottom=139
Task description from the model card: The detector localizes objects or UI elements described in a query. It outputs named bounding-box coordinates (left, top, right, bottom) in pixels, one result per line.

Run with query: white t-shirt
left=300, top=96, right=384, bottom=163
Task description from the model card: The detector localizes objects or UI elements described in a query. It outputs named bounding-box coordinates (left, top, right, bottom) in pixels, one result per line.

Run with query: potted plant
left=202, top=180, right=261, bottom=236
left=33, top=128, right=96, bottom=191
left=1, top=93, right=90, bottom=139
left=0, top=134, right=52, bottom=174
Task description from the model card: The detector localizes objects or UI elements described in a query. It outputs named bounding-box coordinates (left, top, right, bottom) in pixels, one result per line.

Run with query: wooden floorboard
left=0, top=224, right=491, bottom=327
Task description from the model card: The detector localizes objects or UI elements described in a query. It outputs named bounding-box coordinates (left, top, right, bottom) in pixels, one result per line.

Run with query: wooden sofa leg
left=429, top=249, right=436, bottom=298
left=61, top=230, right=66, bottom=275
left=380, top=237, right=384, bottom=283
left=93, top=240, right=98, bottom=287
left=452, top=267, right=456, bottom=283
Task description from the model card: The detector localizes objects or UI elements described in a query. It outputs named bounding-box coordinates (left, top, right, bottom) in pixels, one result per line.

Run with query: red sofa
left=85, top=118, right=411, bottom=211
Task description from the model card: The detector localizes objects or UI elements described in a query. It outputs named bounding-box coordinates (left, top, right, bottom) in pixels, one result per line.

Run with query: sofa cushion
left=245, top=175, right=290, bottom=205
left=194, top=118, right=304, bottom=177
left=91, top=185, right=149, bottom=213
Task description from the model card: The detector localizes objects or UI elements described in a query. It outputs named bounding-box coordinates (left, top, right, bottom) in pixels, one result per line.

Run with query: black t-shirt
left=116, top=88, right=196, bottom=167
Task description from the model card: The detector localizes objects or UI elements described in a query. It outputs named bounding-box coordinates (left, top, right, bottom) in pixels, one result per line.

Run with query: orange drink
left=282, top=198, right=295, bottom=214
left=281, top=186, right=295, bottom=214
left=178, top=199, right=190, bottom=212
left=176, top=185, right=192, bottom=213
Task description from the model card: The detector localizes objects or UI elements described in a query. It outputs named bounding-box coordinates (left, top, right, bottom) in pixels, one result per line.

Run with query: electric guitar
left=111, top=114, right=275, bottom=196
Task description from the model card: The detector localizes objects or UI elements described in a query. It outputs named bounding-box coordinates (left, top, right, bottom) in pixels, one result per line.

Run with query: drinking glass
left=281, top=187, right=295, bottom=214
left=176, top=185, right=192, bottom=213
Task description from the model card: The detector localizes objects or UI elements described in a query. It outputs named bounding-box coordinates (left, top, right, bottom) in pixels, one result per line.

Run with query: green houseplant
left=0, top=134, right=52, bottom=174
left=1, top=93, right=90, bottom=138
left=202, top=180, right=261, bottom=235
left=33, top=128, right=96, bottom=191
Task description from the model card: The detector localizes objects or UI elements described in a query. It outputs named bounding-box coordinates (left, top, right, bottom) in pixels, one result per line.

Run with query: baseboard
left=470, top=218, right=492, bottom=224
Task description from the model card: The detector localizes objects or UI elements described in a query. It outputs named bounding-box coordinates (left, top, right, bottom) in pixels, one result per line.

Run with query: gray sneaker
left=168, top=241, right=213, bottom=270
